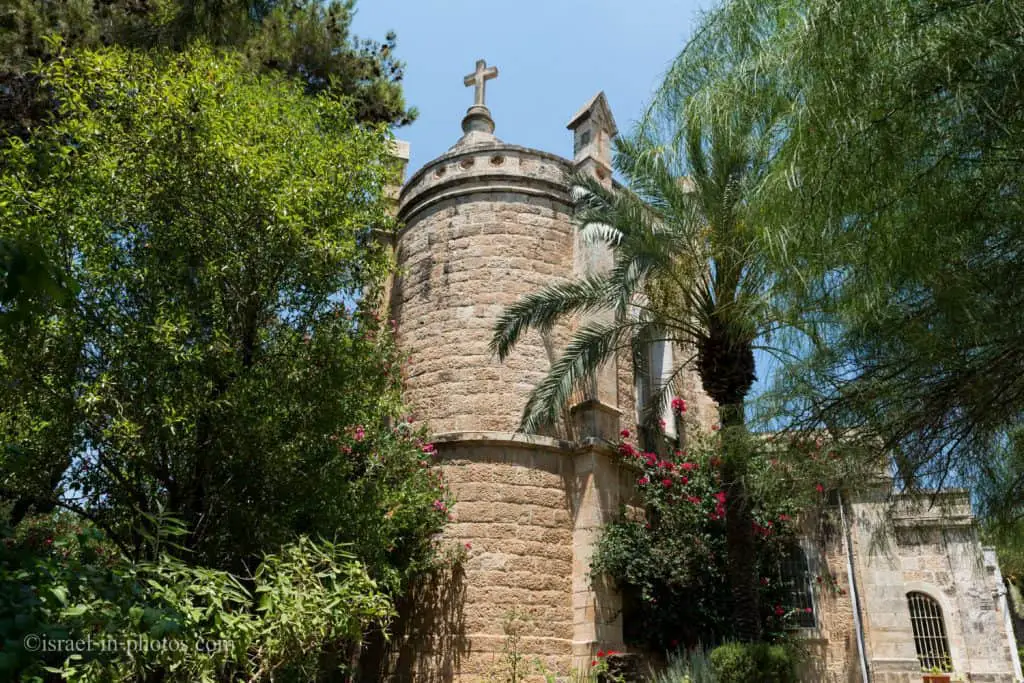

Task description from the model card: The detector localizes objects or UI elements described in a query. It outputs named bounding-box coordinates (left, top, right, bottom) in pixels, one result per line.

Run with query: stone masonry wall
left=852, top=491, right=1020, bottom=683
left=387, top=434, right=628, bottom=682
left=391, top=190, right=575, bottom=436
left=797, top=506, right=863, bottom=683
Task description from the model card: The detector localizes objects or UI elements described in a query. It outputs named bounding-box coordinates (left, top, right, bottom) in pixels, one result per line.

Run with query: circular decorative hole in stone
left=459, top=158, right=475, bottom=169
left=433, top=167, right=446, bottom=178
left=490, top=155, right=505, bottom=166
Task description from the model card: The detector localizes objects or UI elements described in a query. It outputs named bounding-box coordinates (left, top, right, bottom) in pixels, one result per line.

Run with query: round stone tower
left=392, top=82, right=581, bottom=434
left=384, top=63, right=635, bottom=681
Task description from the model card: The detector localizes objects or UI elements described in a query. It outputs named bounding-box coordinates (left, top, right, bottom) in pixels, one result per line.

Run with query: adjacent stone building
left=379, top=62, right=1022, bottom=683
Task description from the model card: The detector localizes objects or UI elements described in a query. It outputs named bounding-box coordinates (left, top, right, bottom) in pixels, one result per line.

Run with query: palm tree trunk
left=719, top=404, right=762, bottom=642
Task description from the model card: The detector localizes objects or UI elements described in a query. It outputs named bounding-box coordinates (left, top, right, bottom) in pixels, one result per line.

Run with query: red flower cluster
left=709, top=491, right=727, bottom=520
left=671, top=396, right=687, bottom=414
left=752, top=520, right=774, bottom=538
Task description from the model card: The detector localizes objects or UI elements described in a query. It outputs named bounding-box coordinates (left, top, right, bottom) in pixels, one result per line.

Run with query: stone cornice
left=398, top=145, right=573, bottom=225
left=430, top=430, right=615, bottom=456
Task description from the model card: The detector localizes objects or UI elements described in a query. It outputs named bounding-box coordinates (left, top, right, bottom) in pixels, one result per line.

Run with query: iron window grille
left=778, top=544, right=816, bottom=628
left=907, top=591, right=953, bottom=672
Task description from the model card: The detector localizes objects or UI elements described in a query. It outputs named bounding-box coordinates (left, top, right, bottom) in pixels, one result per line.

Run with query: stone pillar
left=571, top=444, right=626, bottom=670
left=566, top=92, right=622, bottom=441
left=377, top=138, right=410, bottom=322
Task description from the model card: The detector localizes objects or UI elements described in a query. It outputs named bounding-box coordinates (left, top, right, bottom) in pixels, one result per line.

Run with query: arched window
left=778, top=544, right=816, bottom=628
left=907, top=592, right=952, bottom=672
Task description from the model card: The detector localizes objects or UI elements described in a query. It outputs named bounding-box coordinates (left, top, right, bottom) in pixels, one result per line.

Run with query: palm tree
left=489, top=110, right=777, bottom=642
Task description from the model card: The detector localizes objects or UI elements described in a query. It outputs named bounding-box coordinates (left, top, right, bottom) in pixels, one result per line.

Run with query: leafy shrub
left=592, top=424, right=847, bottom=649
left=1, top=519, right=395, bottom=682
left=709, top=642, right=796, bottom=683
left=654, top=646, right=717, bottom=683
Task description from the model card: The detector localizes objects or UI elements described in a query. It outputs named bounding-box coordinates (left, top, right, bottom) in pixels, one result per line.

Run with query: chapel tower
left=383, top=60, right=642, bottom=680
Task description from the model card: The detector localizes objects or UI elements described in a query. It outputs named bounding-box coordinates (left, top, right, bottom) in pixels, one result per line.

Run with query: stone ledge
left=401, top=143, right=572, bottom=197
left=397, top=179, right=571, bottom=226
left=431, top=431, right=616, bottom=456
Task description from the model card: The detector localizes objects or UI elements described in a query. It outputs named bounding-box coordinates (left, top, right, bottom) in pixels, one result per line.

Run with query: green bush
left=655, top=646, right=718, bottom=683
left=592, top=427, right=846, bottom=649
left=709, top=642, right=796, bottom=683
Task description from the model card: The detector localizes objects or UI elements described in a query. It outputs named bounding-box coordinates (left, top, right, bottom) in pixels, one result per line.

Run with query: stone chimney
left=567, top=91, right=617, bottom=185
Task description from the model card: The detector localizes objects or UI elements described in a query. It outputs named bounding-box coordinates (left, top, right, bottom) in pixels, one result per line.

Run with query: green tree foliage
left=1, top=43, right=448, bottom=681
left=0, top=46, right=445, bottom=587
left=0, top=0, right=415, bottom=135
left=657, top=0, right=1024, bottom=496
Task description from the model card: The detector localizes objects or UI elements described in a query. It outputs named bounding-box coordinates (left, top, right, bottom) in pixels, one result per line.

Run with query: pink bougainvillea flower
left=711, top=423, right=721, bottom=431
left=816, top=483, right=825, bottom=493
left=661, top=478, right=672, bottom=488
left=680, top=476, right=689, bottom=485
left=671, top=397, right=687, bottom=414
left=638, top=476, right=650, bottom=486
left=774, top=605, right=785, bottom=616
left=681, top=461, right=696, bottom=471
left=620, top=428, right=631, bottom=438
left=804, top=607, right=813, bottom=613
left=714, top=491, right=727, bottom=504
left=432, top=499, right=446, bottom=512
left=422, top=443, right=437, bottom=455
left=778, top=514, right=791, bottom=522
left=597, top=650, right=605, bottom=658
left=687, top=495, right=701, bottom=505
left=465, top=542, right=472, bottom=550
left=760, top=577, right=770, bottom=586
left=354, top=426, right=366, bottom=441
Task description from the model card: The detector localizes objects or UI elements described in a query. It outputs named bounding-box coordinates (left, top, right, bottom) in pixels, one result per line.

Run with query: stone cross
left=463, top=59, right=498, bottom=107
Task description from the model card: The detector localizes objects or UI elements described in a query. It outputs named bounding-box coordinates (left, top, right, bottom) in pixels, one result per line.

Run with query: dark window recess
left=778, top=544, right=816, bottom=628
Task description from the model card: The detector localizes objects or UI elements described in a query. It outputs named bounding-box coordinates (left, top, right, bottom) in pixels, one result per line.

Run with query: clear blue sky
left=351, top=1, right=711, bottom=174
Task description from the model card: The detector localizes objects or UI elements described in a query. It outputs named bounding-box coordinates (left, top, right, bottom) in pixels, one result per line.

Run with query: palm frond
left=490, top=275, right=623, bottom=361
left=520, top=318, right=650, bottom=434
